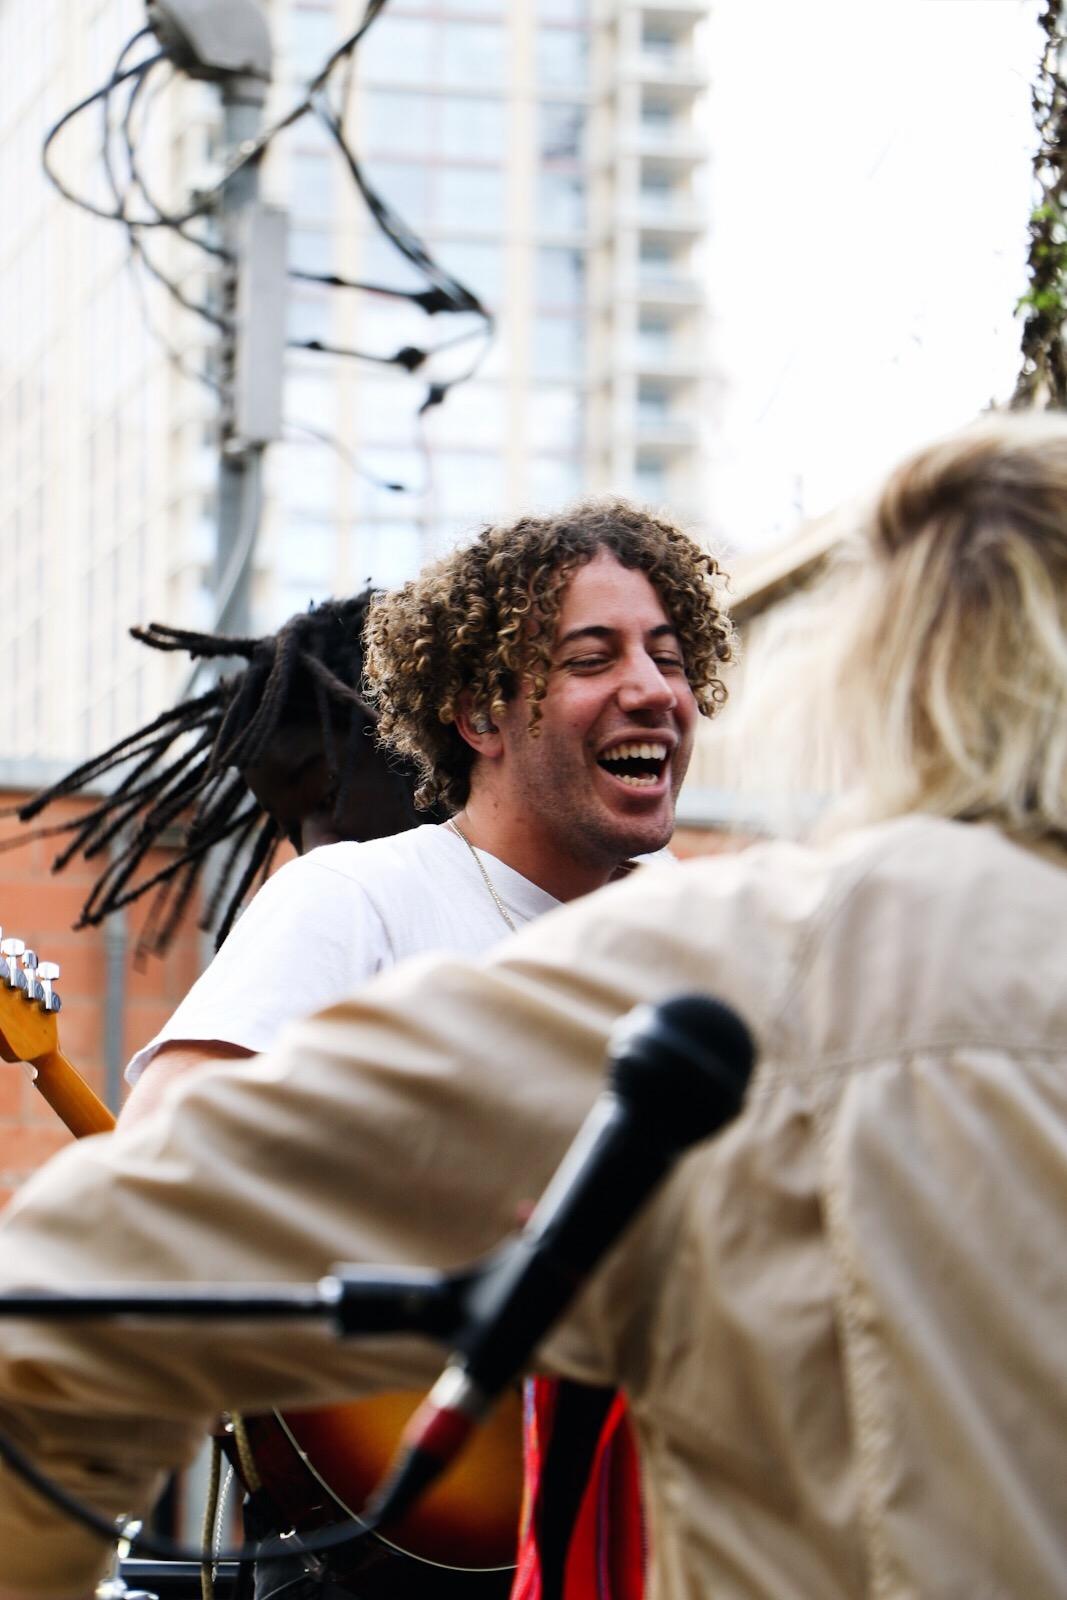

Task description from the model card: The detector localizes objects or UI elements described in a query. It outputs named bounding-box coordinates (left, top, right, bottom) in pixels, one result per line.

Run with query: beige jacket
left=0, top=815, right=1066, bottom=1600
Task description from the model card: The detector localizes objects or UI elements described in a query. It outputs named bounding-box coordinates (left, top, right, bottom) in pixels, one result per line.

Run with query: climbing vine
left=1013, top=0, right=1067, bottom=408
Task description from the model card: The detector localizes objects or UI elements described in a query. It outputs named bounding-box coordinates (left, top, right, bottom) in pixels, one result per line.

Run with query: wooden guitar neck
left=27, top=1046, right=114, bottom=1137
left=0, top=934, right=115, bottom=1136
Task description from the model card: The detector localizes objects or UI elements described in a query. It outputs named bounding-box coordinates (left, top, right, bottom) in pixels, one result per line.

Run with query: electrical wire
left=312, top=93, right=487, bottom=319
left=43, top=50, right=181, bottom=225
left=92, top=30, right=227, bottom=395
left=43, top=0, right=500, bottom=558
left=285, top=418, right=415, bottom=493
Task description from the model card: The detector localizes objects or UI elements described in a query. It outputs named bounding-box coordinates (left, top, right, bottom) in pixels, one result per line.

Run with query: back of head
left=747, top=412, right=1067, bottom=837
left=849, top=411, right=1067, bottom=833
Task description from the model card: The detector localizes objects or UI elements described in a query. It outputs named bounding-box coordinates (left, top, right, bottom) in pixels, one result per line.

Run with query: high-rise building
left=0, top=0, right=713, bottom=765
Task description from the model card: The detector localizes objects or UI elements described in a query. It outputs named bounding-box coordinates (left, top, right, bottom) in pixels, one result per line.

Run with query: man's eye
left=564, top=656, right=609, bottom=670
left=653, top=654, right=685, bottom=670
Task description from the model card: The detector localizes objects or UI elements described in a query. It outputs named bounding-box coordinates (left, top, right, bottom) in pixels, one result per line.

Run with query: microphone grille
left=608, top=993, right=755, bottom=1150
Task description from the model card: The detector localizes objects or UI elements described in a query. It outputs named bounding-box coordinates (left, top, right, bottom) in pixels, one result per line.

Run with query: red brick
left=25, top=937, right=108, bottom=1001
left=0, top=1122, right=71, bottom=1174
left=0, top=786, right=203, bottom=1195
left=0, top=1065, right=25, bottom=1120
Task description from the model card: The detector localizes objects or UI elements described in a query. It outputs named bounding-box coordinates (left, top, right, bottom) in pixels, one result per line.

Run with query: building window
left=536, top=247, right=585, bottom=307
left=290, top=153, right=334, bottom=223
left=640, top=23, right=679, bottom=62
left=440, top=98, right=508, bottom=160
left=362, top=91, right=433, bottom=155
left=284, top=368, right=338, bottom=433
left=435, top=240, right=504, bottom=306
left=527, top=455, right=581, bottom=509
left=635, top=454, right=668, bottom=499
left=640, top=96, right=674, bottom=131
left=358, top=448, right=424, bottom=508
left=285, top=7, right=342, bottom=81
left=637, top=381, right=671, bottom=422
left=274, top=438, right=339, bottom=514
left=433, top=450, right=505, bottom=517
left=353, top=521, right=425, bottom=590
left=287, top=287, right=333, bottom=345
left=537, top=171, right=585, bottom=233
left=537, top=0, right=588, bottom=18
left=539, top=102, right=585, bottom=163
left=355, top=373, right=425, bottom=443
left=424, top=381, right=506, bottom=449
left=637, top=313, right=673, bottom=361
left=536, top=27, right=588, bottom=88
left=639, top=170, right=674, bottom=215
left=364, top=160, right=431, bottom=229
left=441, top=23, right=507, bottom=87
left=360, top=231, right=431, bottom=293
left=277, top=516, right=335, bottom=585
left=437, top=166, right=506, bottom=229
left=532, top=315, right=583, bottom=379
left=289, top=227, right=333, bottom=276
left=639, top=239, right=677, bottom=281
left=527, top=386, right=581, bottom=453
left=360, top=17, right=434, bottom=83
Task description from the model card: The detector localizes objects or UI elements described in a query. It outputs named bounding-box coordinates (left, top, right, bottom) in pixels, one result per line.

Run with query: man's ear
left=454, top=693, right=501, bottom=756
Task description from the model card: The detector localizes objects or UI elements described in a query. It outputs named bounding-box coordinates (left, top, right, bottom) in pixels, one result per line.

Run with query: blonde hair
left=726, top=413, right=1067, bottom=838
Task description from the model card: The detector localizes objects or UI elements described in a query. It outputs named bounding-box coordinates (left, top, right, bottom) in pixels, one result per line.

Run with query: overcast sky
left=705, top=0, right=1043, bottom=555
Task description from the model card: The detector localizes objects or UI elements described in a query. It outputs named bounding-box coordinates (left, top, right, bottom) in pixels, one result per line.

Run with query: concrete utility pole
left=142, top=0, right=289, bottom=1543
left=147, top=0, right=288, bottom=640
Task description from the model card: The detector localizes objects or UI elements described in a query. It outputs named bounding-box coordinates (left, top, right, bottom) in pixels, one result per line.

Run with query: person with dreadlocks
left=12, top=592, right=425, bottom=963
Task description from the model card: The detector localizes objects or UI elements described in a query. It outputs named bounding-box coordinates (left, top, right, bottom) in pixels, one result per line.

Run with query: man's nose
left=616, top=651, right=677, bottom=715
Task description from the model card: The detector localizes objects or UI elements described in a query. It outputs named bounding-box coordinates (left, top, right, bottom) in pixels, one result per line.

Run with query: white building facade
left=0, top=0, right=713, bottom=763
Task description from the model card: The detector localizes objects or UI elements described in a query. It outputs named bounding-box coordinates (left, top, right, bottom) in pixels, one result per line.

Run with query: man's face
left=492, top=548, right=698, bottom=870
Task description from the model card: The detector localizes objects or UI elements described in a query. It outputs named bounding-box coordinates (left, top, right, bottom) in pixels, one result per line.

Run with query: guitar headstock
left=0, top=932, right=62, bottom=1066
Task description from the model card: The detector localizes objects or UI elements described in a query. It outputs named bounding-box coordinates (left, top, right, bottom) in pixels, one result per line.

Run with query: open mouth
left=596, top=740, right=670, bottom=788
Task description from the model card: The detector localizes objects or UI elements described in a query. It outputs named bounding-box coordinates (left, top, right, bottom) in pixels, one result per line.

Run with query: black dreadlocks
left=5, top=595, right=425, bottom=961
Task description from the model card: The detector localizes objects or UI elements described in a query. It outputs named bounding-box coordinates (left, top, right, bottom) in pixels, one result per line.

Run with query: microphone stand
left=0, top=1260, right=500, bottom=1592
left=0, top=1264, right=477, bottom=1339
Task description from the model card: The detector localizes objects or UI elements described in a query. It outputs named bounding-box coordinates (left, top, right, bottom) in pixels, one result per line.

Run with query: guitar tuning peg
left=0, top=938, right=27, bottom=993
left=36, top=961, right=61, bottom=1014
left=21, top=951, right=44, bottom=1005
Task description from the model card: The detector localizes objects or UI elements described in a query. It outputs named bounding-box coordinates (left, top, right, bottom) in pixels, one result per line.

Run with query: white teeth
left=617, top=772, right=658, bottom=787
left=602, top=741, right=668, bottom=761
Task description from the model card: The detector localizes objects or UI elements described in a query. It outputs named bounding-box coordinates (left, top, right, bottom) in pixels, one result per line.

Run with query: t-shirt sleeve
left=125, top=854, right=388, bottom=1084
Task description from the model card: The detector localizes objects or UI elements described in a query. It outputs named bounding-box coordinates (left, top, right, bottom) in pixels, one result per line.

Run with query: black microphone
left=364, top=992, right=756, bottom=1530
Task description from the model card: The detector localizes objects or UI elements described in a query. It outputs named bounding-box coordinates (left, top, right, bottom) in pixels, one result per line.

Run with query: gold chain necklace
left=445, top=817, right=517, bottom=932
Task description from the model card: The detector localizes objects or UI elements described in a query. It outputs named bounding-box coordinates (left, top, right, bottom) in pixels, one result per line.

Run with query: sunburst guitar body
left=236, top=1392, right=523, bottom=1596
left=0, top=926, right=523, bottom=1594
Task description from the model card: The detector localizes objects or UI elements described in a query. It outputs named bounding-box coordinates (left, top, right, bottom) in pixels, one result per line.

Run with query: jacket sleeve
left=0, top=850, right=812, bottom=1598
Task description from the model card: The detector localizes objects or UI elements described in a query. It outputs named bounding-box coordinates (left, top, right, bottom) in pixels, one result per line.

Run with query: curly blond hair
left=363, top=500, right=735, bottom=811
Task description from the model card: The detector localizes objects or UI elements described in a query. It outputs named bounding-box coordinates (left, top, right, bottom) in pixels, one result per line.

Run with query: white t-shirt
left=126, top=824, right=560, bottom=1085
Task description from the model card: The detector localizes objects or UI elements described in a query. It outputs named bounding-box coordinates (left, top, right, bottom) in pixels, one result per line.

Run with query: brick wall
left=0, top=792, right=733, bottom=1205
left=0, top=791, right=204, bottom=1205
